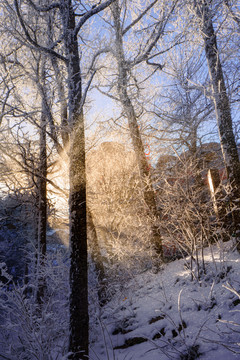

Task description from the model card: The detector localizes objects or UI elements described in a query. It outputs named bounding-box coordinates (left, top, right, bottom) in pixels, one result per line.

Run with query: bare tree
left=97, top=0, right=180, bottom=261
left=193, top=0, right=240, bottom=238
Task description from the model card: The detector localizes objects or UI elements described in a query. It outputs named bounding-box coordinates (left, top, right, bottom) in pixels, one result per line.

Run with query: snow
left=2, top=238, right=240, bottom=359
left=90, top=240, right=240, bottom=359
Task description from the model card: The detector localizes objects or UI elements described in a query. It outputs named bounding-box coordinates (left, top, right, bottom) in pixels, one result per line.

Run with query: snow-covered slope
left=91, top=240, right=240, bottom=360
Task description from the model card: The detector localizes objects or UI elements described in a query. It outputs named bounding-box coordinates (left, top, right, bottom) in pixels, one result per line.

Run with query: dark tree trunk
left=112, top=1, right=163, bottom=259
left=60, top=1, right=88, bottom=358
left=87, top=207, right=107, bottom=306
left=68, top=123, right=88, bottom=359
left=196, top=0, right=240, bottom=236
left=60, top=0, right=116, bottom=356
left=36, top=89, right=47, bottom=305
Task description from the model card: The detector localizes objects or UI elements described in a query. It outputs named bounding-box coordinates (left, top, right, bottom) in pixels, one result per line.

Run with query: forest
left=0, top=0, right=240, bottom=359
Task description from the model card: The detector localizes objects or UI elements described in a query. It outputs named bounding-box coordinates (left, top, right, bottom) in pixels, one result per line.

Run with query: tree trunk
left=51, top=54, right=69, bottom=147
left=68, top=123, right=88, bottom=360
left=36, top=87, right=47, bottom=305
left=87, top=207, right=107, bottom=306
left=196, top=0, right=240, bottom=236
left=111, top=1, right=163, bottom=258
left=60, top=1, right=88, bottom=358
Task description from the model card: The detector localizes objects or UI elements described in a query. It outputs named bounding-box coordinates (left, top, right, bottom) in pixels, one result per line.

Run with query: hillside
left=91, top=240, right=240, bottom=360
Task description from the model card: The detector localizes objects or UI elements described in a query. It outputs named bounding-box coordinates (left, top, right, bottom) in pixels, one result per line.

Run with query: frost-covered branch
left=74, top=0, right=117, bottom=35
left=0, top=86, right=13, bottom=126
left=0, top=142, right=67, bottom=196
left=78, top=69, right=97, bottom=115
left=26, top=0, right=60, bottom=12
left=223, top=0, right=240, bottom=30
left=14, top=0, right=67, bottom=62
left=128, top=0, right=178, bottom=67
left=87, top=48, right=112, bottom=75
left=122, top=0, right=159, bottom=35
left=95, top=86, right=120, bottom=102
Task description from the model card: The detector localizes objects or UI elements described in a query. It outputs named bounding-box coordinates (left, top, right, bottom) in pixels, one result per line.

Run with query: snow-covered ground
left=91, top=240, right=240, bottom=359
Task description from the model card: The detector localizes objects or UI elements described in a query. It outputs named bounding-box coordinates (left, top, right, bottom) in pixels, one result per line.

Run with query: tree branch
left=224, top=0, right=240, bottom=30
left=1, top=143, right=68, bottom=196
left=0, top=87, right=13, bottom=126
left=128, top=0, right=178, bottom=67
left=95, top=86, right=120, bottom=102
left=75, top=0, right=116, bottom=35
left=87, top=48, right=112, bottom=75
left=123, top=0, right=159, bottom=35
left=14, top=0, right=67, bottom=63
left=78, top=70, right=97, bottom=116
left=146, top=58, right=164, bottom=69
left=26, top=0, right=60, bottom=12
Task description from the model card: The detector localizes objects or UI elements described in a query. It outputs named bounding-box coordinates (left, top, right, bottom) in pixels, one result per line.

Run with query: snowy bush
left=0, top=249, right=69, bottom=360
left=87, top=142, right=159, bottom=299
left=156, top=155, right=233, bottom=279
